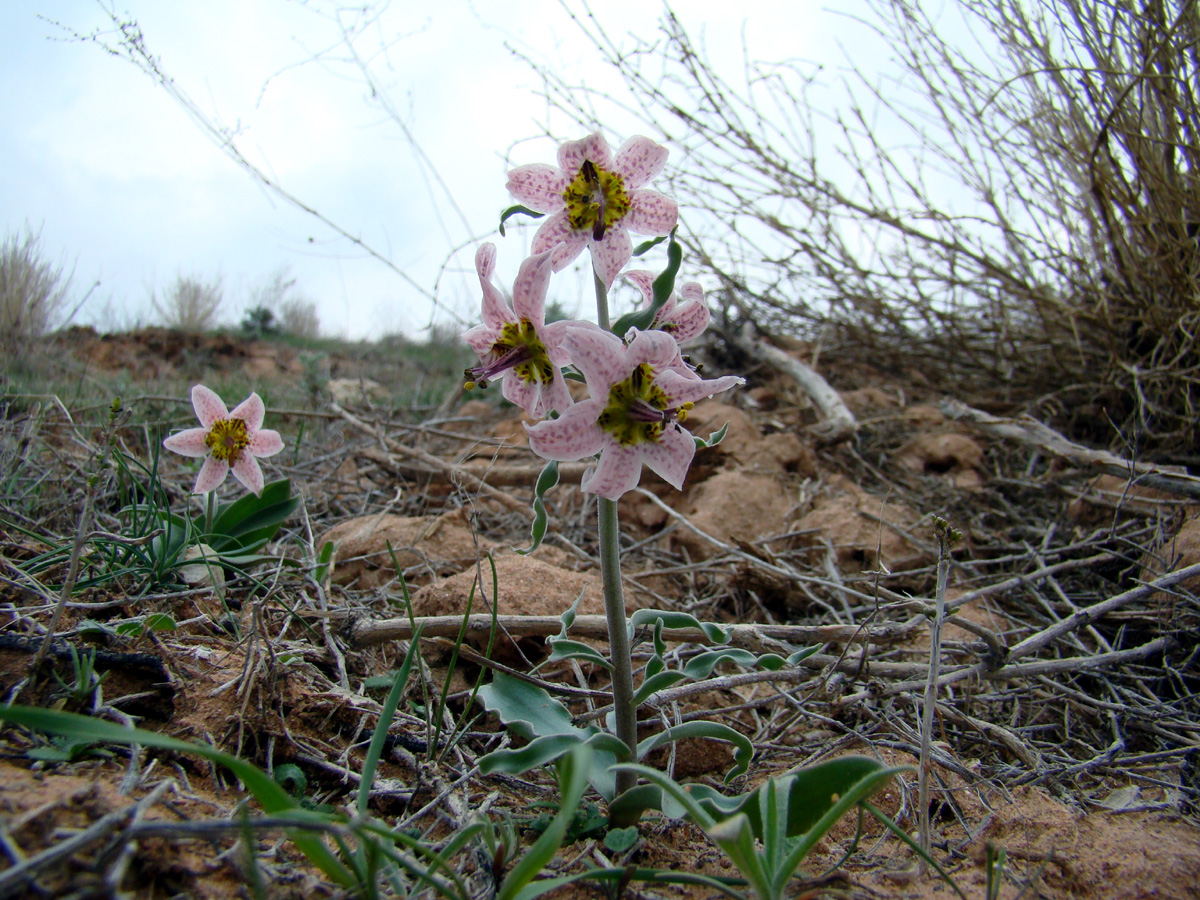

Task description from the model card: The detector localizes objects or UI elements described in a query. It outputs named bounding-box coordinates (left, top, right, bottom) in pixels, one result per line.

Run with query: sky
left=0, top=1, right=835, bottom=340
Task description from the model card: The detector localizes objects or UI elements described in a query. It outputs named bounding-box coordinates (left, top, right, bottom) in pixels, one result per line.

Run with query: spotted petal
left=230, top=454, right=266, bottom=496
left=526, top=399, right=608, bottom=461
left=511, top=249, right=554, bottom=324
left=562, top=326, right=627, bottom=394
left=638, top=424, right=696, bottom=491
left=558, top=133, right=612, bottom=175
left=194, top=456, right=229, bottom=494
left=248, top=428, right=284, bottom=458
left=589, top=228, right=633, bottom=290
left=625, top=190, right=678, bottom=236
left=191, top=384, right=228, bottom=429
left=506, top=163, right=570, bottom=213
left=614, top=136, right=669, bottom=189
left=163, top=427, right=211, bottom=458
left=580, top=443, right=644, bottom=501
left=229, top=392, right=266, bottom=432
left=475, top=243, right=513, bottom=331
left=658, top=370, right=745, bottom=405
left=531, top=212, right=589, bottom=270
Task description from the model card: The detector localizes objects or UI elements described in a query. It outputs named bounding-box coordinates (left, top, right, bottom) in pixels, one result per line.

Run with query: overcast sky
left=1, top=1, right=836, bottom=340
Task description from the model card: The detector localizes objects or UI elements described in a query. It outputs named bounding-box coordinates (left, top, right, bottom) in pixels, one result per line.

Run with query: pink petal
left=462, top=322, right=502, bottom=355
left=476, top=242, right=497, bottom=281
left=678, top=281, right=704, bottom=305
left=638, top=424, right=696, bottom=491
left=590, top=228, right=633, bottom=289
left=659, top=370, right=745, bottom=405
left=626, top=329, right=682, bottom=370
left=511, top=250, right=554, bottom=323
left=665, top=298, right=710, bottom=343
left=558, top=133, right=612, bottom=175
left=506, top=164, right=569, bottom=212
left=614, top=135, right=669, bottom=189
left=164, top=427, right=211, bottom=458
left=624, top=190, right=678, bottom=236
left=230, top=454, right=266, bottom=496
left=540, top=320, right=581, bottom=362
left=563, top=326, right=627, bottom=393
left=248, top=428, right=284, bottom=458
left=526, top=400, right=608, bottom=461
left=191, top=385, right=228, bottom=428
left=476, top=243, right=514, bottom=331
left=194, top=456, right=229, bottom=494
left=531, top=212, right=589, bottom=269
left=502, top=369, right=572, bottom=420
left=580, top=443, right=643, bottom=500
left=624, top=270, right=655, bottom=304
left=229, top=392, right=266, bottom=433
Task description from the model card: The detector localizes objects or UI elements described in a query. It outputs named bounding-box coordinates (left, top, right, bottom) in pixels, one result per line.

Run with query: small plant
left=49, top=644, right=109, bottom=710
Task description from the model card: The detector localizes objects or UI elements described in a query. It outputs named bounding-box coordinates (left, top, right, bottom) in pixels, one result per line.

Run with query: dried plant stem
left=918, top=520, right=953, bottom=862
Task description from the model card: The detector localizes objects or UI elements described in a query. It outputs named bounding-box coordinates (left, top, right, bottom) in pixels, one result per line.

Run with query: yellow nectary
left=204, top=418, right=251, bottom=464
left=563, top=160, right=631, bottom=240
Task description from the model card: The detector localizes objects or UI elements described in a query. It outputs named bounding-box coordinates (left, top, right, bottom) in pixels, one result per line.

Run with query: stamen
left=205, top=418, right=251, bottom=464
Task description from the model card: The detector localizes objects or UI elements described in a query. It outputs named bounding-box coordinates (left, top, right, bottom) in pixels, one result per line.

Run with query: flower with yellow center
left=506, top=133, right=679, bottom=288
left=462, top=244, right=581, bottom=419
left=164, top=385, right=284, bottom=496
left=526, top=328, right=743, bottom=501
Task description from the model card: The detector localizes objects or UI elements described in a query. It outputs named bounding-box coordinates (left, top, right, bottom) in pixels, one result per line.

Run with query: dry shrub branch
left=528, top=0, right=1199, bottom=453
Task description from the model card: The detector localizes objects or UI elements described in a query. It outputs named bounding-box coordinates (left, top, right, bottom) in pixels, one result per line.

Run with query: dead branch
left=941, top=398, right=1200, bottom=500
left=730, top=327, right=856, bottom=442
left=340, top=612, right=915, bottom=651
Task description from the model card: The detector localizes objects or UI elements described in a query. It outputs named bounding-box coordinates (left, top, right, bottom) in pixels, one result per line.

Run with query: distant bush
left=245, top=268, right=320, bottom=340
left=153, top=274, right=223, bottom=333
left=0, top=228, right=72, bottom=356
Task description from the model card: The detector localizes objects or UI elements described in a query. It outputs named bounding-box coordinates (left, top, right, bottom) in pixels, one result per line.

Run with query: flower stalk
left=590, top=270, right=638, bottom=800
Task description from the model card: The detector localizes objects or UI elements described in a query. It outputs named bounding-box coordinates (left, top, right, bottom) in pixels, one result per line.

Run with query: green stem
left=204, top=490, right=216, bottom=536
left=599, top=497, right=637, bottom=801
left=591, top=269, right=637, bottom=803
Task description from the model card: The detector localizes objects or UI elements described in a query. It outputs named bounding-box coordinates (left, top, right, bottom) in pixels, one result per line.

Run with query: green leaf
left=635, top=721, right=754, bottom=783
left=604, top=826, right=639, bottom=853
left=496, top=744, right=591, bottom=900
left=610, top=227, right=681, bottom=337
left=0, top=705, right=355, bottom=888
left=499, top=204, right=545, bottom=237
left=478, top=733, right=589, bottom=777
left=475, top=673, right=583, bottom=742
left=629, top=609, right=731, bottom=644
left=546, top=639, right=613, bottom=671
left=314, top=540, right=335, bottom=584
left=632, top=669, right=688, bottom=706
left=630, top=234, right=670, bottom=257
left=358, top=628, right=422, bottom=817
left=681, top=648, right=787, bottom=680
left=517, top=460, right=559, bottom=555
left=694, top=421, right=730, bottom=450
left=205, top=479, right=298, bottom=553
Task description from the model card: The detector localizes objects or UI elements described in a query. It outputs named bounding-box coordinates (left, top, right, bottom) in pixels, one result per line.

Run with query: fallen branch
left=730, top=327, right=856, bottom=441
left=941, top=398, right=1200, bottom=500
left=340, top=612, right=915, bottom=651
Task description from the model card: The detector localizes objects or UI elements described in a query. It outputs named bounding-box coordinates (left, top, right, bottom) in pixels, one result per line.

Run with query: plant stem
left=591, top=269, right=637, bottom=801
left=204, top=490, right=216, bottom=536
left=599, top=497, right=637, bottom=799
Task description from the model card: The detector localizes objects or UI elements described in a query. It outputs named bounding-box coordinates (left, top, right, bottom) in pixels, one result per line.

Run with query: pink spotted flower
left=526, top=328, right=743, bottom=500
left=164, top=385, right=284, bottom=496
left=461, top=243, right=576, bottom=419
left=506, top=133, right=679, bottom=289
left=624, top=270, right=711, bottom=344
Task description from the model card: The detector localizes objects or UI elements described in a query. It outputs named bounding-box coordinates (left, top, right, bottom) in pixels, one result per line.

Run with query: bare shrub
left=0, top=228, right=72, bottom=356
left=245, top=268, right=320, bottom=339
left=278, top=297, right=321, bottom=339
left=152, top=273, right=223, bottom=333
left=532, top=0, right=1199, bottom=453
